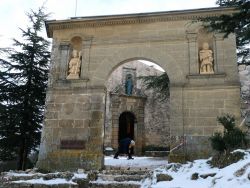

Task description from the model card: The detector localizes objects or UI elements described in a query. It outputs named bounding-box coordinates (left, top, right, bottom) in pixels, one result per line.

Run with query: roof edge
left=45, top=6, right=236, bottom=38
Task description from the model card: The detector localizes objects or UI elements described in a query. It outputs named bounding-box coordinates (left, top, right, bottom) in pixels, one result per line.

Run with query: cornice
left=46, top=7, right=236, bottom=38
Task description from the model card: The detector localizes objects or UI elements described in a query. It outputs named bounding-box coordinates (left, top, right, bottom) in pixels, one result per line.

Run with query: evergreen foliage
left=200, top=0, right=250, bottom=64
left=210, top=132, right=226, bottom=152
left=208, top=151, right=245, bottom=168
left=0, top=8, right=50, bottom=170
left=138, top=72, right=170, bottom=101
left=210, top=114, right=247, bottom=153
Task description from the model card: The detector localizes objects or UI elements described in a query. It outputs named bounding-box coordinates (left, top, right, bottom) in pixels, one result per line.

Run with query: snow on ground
left=150, top=149, right=250, bottom=188
left=72, top=172, right=87, bottom=179
left=5, top=171, right=87, bottom=185
left=13, top=178, right=77, bottom=185
left=5, top=172, right=40, bottom=177
left=105, top=156, right=168, bottom=169
left=3, top=151, right=250, bottom=187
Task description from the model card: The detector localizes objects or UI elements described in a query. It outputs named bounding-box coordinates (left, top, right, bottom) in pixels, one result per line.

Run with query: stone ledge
left=57, top=78, right=90, bottom=82
left=110, top=93, right=147, bottom=100
left=144, top=151, right=169, bottom=157
left=186, top=73, right=226, bottom=79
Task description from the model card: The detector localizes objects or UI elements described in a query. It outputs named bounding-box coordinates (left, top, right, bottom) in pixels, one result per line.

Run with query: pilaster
left=186, top=32, right=198, bottom=74
left=81, top=37, right=93, bottom=79
left=59, top=43, right=70, bottom=80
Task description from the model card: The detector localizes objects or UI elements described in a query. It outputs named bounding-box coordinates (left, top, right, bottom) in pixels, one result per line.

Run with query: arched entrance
left=105, top=59, right=169, bottom=156
left=119, top=112, right=135, bottom=141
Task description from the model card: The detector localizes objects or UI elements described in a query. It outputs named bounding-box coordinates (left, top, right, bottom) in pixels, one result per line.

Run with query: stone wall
left=37, top=86, right=105, bottom=171
left=37, top=40, right=105, bottom=171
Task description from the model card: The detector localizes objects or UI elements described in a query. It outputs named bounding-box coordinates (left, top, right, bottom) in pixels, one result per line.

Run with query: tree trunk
left=18, top=138, right=27, bottom=170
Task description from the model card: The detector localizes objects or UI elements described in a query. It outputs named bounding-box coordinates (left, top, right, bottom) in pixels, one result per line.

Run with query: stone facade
left=104, top=61, right=170, bottom=154
left=37, top=7, right=241, bottom=171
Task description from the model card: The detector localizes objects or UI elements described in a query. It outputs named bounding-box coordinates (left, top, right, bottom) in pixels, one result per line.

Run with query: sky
left=0, top=0, right=217, bottom=48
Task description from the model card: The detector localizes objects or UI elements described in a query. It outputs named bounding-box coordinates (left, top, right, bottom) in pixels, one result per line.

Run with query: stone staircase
left=89, top=168, right=151, bottom=188
left=0, top=167, right=152, bottom=188
left=0, top=171, right=83, bottom=188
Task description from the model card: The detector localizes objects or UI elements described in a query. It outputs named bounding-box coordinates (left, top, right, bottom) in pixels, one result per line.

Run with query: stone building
left=37, top=7, right=241, bottom=171
left=104, top=60, right=170, bottom=155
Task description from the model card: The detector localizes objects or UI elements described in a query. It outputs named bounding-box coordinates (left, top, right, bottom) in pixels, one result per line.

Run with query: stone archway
left=37, top=8, right=240, bottom=171
left=104, top=59, right=170, bottom=156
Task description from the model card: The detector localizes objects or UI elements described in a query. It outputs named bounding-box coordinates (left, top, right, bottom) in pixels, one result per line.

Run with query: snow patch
left=12, top=178, right=77, bottom=185
left=151, top=150, right=250, bottom=188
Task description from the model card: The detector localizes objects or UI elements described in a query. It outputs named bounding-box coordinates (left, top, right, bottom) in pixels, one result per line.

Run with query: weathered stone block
left=58, top=120, right=74, bottom=128
left=73, top=120, right=84, bottom=128
left=203, top=126, right=218, bottom=136
left=224, top=100, right=240, bottom=108
left=91, top=111, right=103, bottom=120
left=90, top=127, right=102, bottom=138
left=186, top=126, right=204, bottom=136
left=45, top=111, right=58, bottom=119
left=62, top=103, right=75, bottom=114
left=195, top=117, right=216, bottom=127
left=44, top=120, right=58, bottom=128
left=55, top=95, right=74, bottom=103
left=213, top=100, right=224, bottom=108
left=46, top=103, right=62, bottom=111
left=156, top=173, right=173, bottom=182
left=77, top=95, right=90, bottom=103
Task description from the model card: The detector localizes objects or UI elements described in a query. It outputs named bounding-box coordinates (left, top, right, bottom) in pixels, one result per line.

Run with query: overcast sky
left=0, top=0, right=217, bottom=48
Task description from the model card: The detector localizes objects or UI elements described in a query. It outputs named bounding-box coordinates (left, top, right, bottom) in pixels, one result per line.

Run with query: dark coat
left=118, top=137, right=132, bottom=154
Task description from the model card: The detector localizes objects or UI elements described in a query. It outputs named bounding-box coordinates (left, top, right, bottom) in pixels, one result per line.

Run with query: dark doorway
left=119, top=112, right=135, bottom=141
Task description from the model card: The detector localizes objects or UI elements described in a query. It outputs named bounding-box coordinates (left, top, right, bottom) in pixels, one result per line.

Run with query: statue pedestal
left=66, top=74, right=80, bottom=80
left=200, top=71, right=214, bottom=75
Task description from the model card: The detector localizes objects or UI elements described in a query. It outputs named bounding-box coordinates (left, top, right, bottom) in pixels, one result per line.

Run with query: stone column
left=186, top=32, right=198, bottom=74
left=59, top=43, right=70, bottom=80
left=168, top=85, right=186, bottom=162
left=214, top=33, right=225, bottom=73
left=81, top=37, right=93, bottom=79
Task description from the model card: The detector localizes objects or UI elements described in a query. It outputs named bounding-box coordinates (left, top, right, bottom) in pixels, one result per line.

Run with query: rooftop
left=45, top=6, right=236, bottom=38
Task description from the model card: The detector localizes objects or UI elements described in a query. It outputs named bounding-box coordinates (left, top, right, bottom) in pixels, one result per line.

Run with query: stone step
left=89, top=181, right=141, bottom=188
left=2, top=182, right=79, bottom=188
left=105, top=165, right=150, bottom=171
left=98, top=174, right=145, bottom=182
left=0, top=173, right=44, bottom=182
left=101, top=169, right=149, bottom=176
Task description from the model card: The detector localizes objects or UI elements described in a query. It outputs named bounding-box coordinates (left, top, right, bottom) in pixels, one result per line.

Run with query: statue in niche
left=199, top=42, right=214, bottom=74
left=125, top=74, right=133, bottom=95
left=66, top=49, right=82, bottom=79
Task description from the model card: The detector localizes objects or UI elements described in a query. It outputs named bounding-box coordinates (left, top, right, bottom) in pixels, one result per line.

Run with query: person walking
left=114, top=137, right=135, bottom=160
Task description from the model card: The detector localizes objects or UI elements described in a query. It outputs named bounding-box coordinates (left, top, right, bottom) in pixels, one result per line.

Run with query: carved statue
left=125, top=75, right=133, bottom=95
left=199, top=42, right=214, bottom=74
left=66, top=49, right=82, bottom=79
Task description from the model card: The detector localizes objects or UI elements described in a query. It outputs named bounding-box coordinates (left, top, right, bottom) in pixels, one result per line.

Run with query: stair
left=0, top=171, right=79, bottom=188
left=89, top=168, right=151, bottom=188
left=0, top=167, right=152, bottom=188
